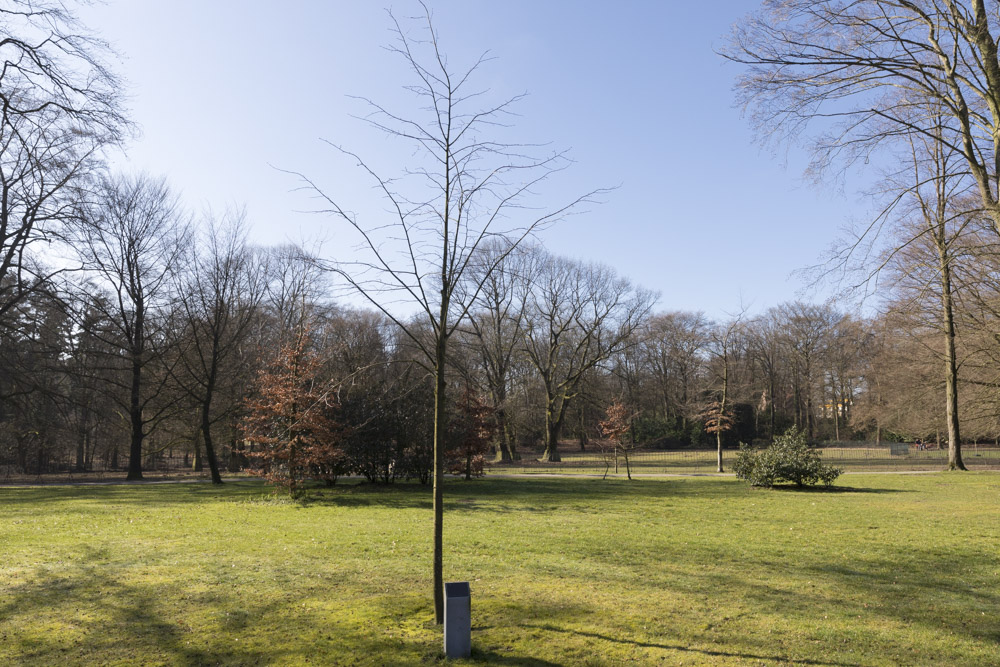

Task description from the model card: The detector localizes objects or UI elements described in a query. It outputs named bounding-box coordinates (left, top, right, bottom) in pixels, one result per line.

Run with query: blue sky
left=77, top=1, right=870, bottom=320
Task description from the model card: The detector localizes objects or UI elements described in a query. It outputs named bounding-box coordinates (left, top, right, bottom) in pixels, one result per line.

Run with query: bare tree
left=778, top=302, right=842, bottom=441
left=521, top=250, right=656, bottom=462
left=641, top=311, right=710, bottom=430
left=822, top=315, right=865, bottom=442
left=175, top=211, right=267, bottom=484
left=73, top=173, right=187, bottom=480
left=745, top=310, right=786, bottom=439
left=287, top=6, right=597, bottom=623
left=264, top=243, right=328, bottom=346
left=461, top=240, right=534, bottom=462
left=851, top=317, right=894, bottom=444
left=725, top=1, right=1000, bottom=231
left=0, top=1, right=126, bottom=320
left=879, top=124, right=978, bottom=466
left=706, top=311, right=746, bottom=472
left=725, top=2, right=1000, bottom=463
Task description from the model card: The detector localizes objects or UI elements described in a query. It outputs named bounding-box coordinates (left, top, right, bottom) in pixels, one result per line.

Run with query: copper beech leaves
left=241, top=330, right=345, bottom=496
left=598, top=400, right=639, bottom=479
left=447, top=385, right=496, bottom=480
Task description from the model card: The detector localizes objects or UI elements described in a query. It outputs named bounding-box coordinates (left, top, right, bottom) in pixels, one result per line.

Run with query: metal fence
left=484, top=442, right=1000, bottom=475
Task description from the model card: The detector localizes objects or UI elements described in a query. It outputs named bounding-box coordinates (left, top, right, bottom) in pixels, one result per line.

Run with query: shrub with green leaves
left=733, top=428, right=842, bottom=488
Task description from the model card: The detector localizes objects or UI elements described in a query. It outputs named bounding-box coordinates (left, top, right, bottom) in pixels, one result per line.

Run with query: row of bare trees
left=12, top=232, right=1000, bottom=478
left=723, top=0, right=1000, bottom=469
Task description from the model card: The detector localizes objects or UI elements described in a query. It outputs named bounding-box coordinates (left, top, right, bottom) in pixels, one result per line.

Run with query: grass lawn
left=486, top=446, right=1000, bottom=475
left=1, top=474, right=998, bottom=665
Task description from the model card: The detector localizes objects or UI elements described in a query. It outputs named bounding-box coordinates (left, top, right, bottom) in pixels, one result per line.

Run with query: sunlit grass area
left=488, top=445, right=1000, bottom=475
left=1, top=474, right=998, bottom=665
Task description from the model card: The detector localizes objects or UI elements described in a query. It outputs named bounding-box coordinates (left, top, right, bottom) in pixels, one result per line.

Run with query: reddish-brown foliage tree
left=448, top=386, right=496, bottom=480
left=242, top=330, right=343, bottom=496
left=700, top=401, right=734, bottom=436
left=599, top=400, right=638, bottom=480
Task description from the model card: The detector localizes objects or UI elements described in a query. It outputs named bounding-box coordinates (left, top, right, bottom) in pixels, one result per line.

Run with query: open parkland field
left=2, top=471, right=998, bottom=666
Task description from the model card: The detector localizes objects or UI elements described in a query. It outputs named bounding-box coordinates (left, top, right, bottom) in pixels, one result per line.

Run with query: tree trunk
left=127, top=357, right=144, bottom=480
left=939, top=258, right=966, bottom=470
left=542, top=391, right=563, bottom=462
left=85, top=427, right=93, bottom=470
left=192, top=421, right=204, bottom=472
left=493, top=402, right=513, bottom=462
left=201, top=402, right=223, bottom=484
left=75, top=406, right=89, bottom=472
left=35, top=439, right=46, bottom=475
left=508, top=419, right=520, bottom=460
left=201, top=356, right=224, bottom=484
left=768, top=376, right=776, bottom=439
left=717, top=351, right=728, bottom=473
left=126, top=307, right=144, bottom=481
left=542, top=396, right=567, bottom=463
left=803, top=360, right=814, bottom=441
left=432, top=336, right=446, bottom=624
left=833, top=386, right=841, bottom=442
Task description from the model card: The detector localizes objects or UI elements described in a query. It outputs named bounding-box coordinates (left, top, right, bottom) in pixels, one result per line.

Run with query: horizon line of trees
left=9, top=0, right=1000, bottom=488
left=9, top=209, right=1000, bottom=482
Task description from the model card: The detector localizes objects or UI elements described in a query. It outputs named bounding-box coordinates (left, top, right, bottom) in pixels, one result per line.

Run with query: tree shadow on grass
left=801, top=551, right=1000, bottom=644
left=0, top=545, right=443, bottom=665
left=524, top=623, right=860, bottom=667
left=700, top=542, right=1000, bottom=654
left=282, top=476, right=916, bottom=516
left=0, top=480, right=272, bottom=511
left=294, top=477, right=735, bottom=514
left=0, top=475, right=915, bottom=516
left=0, top=547, right=279, bottom=665
left=768, top=484, right=912, bottom=494
left=468, top=649, right=562, bottom=665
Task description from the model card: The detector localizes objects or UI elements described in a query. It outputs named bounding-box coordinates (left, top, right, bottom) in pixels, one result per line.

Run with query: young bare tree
left=73, top=173, right=187, bottom=480
left=598, top=399, right=639, bottom=480
left=288, top=6, right=597, bottom=623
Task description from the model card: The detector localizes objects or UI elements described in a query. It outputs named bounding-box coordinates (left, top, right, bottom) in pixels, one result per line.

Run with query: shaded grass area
left=1, top=474, right=999, bottom=665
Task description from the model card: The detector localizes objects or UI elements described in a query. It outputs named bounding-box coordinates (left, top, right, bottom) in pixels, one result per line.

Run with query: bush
left=733, top=428, right=842, bottom=488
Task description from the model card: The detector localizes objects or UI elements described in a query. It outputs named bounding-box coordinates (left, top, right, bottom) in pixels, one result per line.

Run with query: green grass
left=487, top=445, right=1000, bottom=474
left=1, top=474, right=999, bottom=665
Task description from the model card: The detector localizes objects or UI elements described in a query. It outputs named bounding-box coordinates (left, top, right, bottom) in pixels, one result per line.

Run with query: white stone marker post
left=444, top=581, right=471, bottom=658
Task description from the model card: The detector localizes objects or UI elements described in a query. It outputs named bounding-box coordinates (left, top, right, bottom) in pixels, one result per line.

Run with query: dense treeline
left=8, top=0, right=1000, bottom=483
left=8, top=221, right=1000, bottom=482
